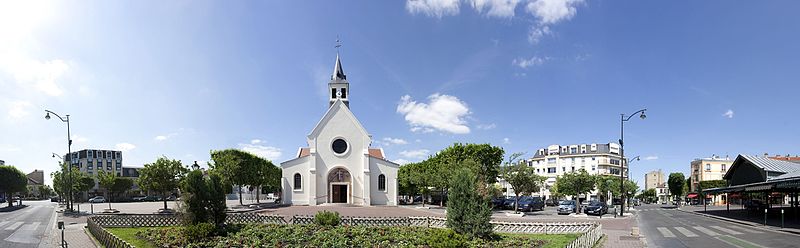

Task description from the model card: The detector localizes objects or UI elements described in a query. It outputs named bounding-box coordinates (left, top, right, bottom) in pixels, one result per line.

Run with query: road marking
left=717, top=235, right=765, bottom=248
left=726, top=225, right=763, bottom=234
left=693, top=226, right=721, bottom=236
left=0, top=221, right=9, bottom=229
left=4, top=221, right=23, bottom=230
left=711, top=226, right=744, bottom=235
left=674, top=226, right=698, bottom=237
left=4, top=222, right=42, bottom=244
left=657, top=227, right=677, bottom=238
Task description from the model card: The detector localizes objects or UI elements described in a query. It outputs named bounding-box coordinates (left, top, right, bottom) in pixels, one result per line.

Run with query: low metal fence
left=86, top=217, right=134, bottom=248
left=566, top=223, right=603, bottom=248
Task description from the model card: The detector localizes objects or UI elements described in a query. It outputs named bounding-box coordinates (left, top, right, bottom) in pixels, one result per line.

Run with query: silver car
left=88, top=196, right=106, bottom=203
left=557, top=200, right=576, bottom=215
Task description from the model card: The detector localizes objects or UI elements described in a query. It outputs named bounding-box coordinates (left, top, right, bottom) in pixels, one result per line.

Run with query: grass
left=106, top=227, right=156, bottom=248
left=500, top=233, right=581, bottom=248
left=105, top=226, right=580, bottom=248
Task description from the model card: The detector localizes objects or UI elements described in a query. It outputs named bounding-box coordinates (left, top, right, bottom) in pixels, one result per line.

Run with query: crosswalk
left=0, top=220, right=45, bottom=244
left=652, top=225, right=763, bottom=238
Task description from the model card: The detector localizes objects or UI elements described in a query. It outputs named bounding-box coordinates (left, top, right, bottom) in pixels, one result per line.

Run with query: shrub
left=184, top=223, right=215, bottom=241
left=314, top=210, right=341, bottom=226
left=446, top=163, right=494, bottom=239
left=207, top=173, right=227, bottom=227
left=425, top=228, right=467, bottom=248
left=181, top=170, right=209, bottom=225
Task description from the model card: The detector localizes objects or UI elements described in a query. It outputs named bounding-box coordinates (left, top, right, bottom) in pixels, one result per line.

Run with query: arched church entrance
left=328, top=167, right=351, bottom=204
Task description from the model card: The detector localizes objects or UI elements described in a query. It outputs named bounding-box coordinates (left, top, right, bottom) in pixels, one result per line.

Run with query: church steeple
left=329, top=52, right=350, bottom=108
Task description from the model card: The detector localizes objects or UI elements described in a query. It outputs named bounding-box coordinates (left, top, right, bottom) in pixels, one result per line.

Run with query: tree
left=38, top=185, right=54, bottom=199
left=667, top=173, right=686, bottom=205
left=181, top=170, right=209, bottom=225
left=139, top=157, right=189, bottom=211
left=112, top=178, right=133, bottom=200
left=97, top=170, right=117, bottom=209
left=75, top=173, right=95, bottom=203
left=0, top=166, right=27, bottom=207
left=432, top=143, right=505, bottom=185
left=640, top=188, right=657, bottom=203
left=210, top=149, right=257, bottom=205
left=446, top=163, right=493, bottom=239
left=556, top=169, right=595, bottom=213
left=503, top=161, right=545, bottom=213
left=207, top=173, right=227, bottom=227
left=253, top=157, right=281, bottom=203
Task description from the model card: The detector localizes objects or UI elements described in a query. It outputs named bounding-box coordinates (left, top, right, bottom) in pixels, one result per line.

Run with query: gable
left=307, top=100, right=371, bottom=142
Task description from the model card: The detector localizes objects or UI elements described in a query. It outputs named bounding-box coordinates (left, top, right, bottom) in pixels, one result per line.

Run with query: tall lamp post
left=45, top=110, right=73, bottom=212
left=619, top=108, right=646, bottom=216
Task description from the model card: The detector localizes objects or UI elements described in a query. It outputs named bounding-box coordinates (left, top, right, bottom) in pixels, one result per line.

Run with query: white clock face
left=336, top=91, right=342, bottom=97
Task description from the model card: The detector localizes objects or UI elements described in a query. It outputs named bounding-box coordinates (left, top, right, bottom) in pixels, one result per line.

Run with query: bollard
left=90, top=204, right=93, bottom=214
left=58, top=221, right=65, bottom=248
left=782, top=209, right=785, bottom=228
left=764, top=208, right=768, bottom=226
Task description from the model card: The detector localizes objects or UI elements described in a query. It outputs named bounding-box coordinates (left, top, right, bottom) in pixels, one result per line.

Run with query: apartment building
left=656, top=183, right=670, bottom=204
left=645, top=170, right=665, bottom=191
left=524, top=142, right=627, bottom=201
left=690, top=155, right=732, bottom=192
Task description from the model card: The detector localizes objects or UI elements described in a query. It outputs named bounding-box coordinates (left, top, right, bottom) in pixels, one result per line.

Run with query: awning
left=745, top=184, right=773, bottom=192
left=687, top=193, right=698, bottom=198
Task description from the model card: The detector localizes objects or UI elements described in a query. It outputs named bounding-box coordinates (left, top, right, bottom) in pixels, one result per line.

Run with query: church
left=280, top=52, right=400, bottom=206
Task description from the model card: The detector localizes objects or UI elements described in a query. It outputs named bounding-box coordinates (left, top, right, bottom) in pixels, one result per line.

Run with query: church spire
left=332, top=53, right=346, bottom=80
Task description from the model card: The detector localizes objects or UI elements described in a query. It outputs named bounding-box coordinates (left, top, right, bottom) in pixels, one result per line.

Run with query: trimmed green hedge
left=116, top=224, right=575, bottom=248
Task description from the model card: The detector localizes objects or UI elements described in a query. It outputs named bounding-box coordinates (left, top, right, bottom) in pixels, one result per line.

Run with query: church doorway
left=328, top=168, right=351, bottom=204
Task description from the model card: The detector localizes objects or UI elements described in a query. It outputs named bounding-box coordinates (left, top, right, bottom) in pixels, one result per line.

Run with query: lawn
left=106, top=225, right=582, bottom=248
left=106, top=228, right=156, bottom=248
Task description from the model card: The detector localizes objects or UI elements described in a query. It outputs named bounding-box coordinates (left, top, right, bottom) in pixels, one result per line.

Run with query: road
left=0, top=200, right=57, bottom=248
left=637, top=204, right=800, bottom=248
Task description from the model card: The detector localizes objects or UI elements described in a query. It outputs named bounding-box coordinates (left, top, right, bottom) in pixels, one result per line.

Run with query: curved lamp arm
left=623, top=109, right=647, bottom=122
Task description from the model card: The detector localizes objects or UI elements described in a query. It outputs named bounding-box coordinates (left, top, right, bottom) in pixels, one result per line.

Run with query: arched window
left=294, top=173, right=302, bottom=190
left=378, top=174, right=386, bottom=191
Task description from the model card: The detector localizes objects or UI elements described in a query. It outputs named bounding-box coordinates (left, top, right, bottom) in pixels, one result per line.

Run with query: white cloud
left=397, top=94, right=471, bottom=134
left=251, top=139, right=262, bottom=144
left=394, top=159, right=412, bottom=165
left=71, top=134, right=88, bottom=144
left=7, top=100, right=32, bottom=119
left=476, top=123, right=497, bottom=130
left=115, top=143, right=136, bottom=152
left=406, top=0, right=461, bottom=18
left=527, top=25, right=551, bottom=44
left=382, top=137, right=409, bottom=145
left=238, top=143, right=282, bottom=161
left=400, top=149, right=431, bottom=159
left=512, top=56, right=547, bottom=68
left=503, top=137, right=510, bottom=144
left=644, top=156, right=658, bottom=160
left=723, top=109, right=734, bottom=119
left=154, top=132, right=178, bottom=141
left=470, top=0, right=522, bottom=18
left=525, top=0, right=583, bottom=25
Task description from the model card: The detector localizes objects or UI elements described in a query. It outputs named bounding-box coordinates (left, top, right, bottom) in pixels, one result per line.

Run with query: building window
left=547, top=167, right=556, bottom=173
left=293, top=173, right=302, bottom=190
left=705, top=164, right=711, bottom=171
left=721, top=164, right=727, bottom=172
left=592, top=165, right=596, bottom=171
left=332, top=138, right=348, bottom=154
left=341, top=88, right=347, bottom=98
left=331, top=88, right=337, bottom=98
left=378, top=174, right=386, bottom=191
left=610, top=159, right=620, bottom=165
left=547, top=158, right=556, bottom=163
left=610, top=168, right=620, bottom=175
left=570, top=148, right=577, bottom=153
left=562, top=167, right=566, bottom=172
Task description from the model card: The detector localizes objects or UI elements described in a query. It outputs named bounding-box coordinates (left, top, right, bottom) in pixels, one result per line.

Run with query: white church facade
left=280, top=53, right=399, bottom=206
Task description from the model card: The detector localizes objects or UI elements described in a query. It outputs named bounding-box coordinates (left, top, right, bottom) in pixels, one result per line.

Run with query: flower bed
left=110, top=224, right=580, bottom=248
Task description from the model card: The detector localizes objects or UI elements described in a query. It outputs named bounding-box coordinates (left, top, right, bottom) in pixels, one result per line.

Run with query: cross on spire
left=335, top=36, right=342, bottom=52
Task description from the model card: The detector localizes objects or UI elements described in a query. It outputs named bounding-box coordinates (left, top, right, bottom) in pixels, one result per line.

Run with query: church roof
left=294, top=147, right=385, bottom=160
left=332, top=53, right=346, bottom=80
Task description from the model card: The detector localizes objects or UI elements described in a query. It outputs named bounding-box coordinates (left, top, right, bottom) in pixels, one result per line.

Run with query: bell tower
left=329, top=52, right=349, bottom=108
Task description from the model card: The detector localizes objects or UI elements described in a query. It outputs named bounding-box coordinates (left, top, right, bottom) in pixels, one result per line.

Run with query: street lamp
left=45, top=109, right=73, bottom=212
left=619, top=108, right=646, bottom=216
left=192, top=161, right=200, bottom=170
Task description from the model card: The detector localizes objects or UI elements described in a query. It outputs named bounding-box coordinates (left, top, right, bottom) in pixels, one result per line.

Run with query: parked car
left=50, top=197, right=60, bottom=202
left=517, top=196, right=545, bottom=212
left=584, top=200, right=608, bottom=215
left=557, top=200, right=577, bottom=215
left=545, top=198, right=558, bottom=207
left=503, top=197, right=518, bottom=210
left=632, top=199, right=641, bottom=206
left=491, top=197, right=507, bottom=209
left=132, top=196, right=147, bottom=201
left=88, top=196, right=106, bottom=203
left=166, top=195, right=177, bottom=201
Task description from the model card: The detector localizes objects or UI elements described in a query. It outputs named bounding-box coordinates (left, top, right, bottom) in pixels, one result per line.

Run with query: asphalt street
left=0, top=200, right=57, bottom=248
left=637, top=204, right=800, bottom=248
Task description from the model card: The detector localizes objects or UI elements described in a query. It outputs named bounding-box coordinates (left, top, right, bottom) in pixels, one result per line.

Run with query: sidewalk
left=678, top=206, right=800, bottom=236
left=601, top=209, right=645, bottom=248
left=49, top=207, right=98, bottom=248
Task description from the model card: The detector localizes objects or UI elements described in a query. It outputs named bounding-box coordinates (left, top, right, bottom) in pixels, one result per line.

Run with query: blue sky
left=1, top=1, right=799, bottom=189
